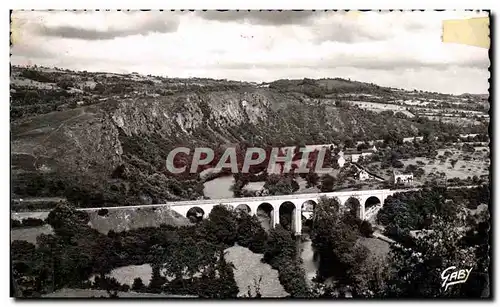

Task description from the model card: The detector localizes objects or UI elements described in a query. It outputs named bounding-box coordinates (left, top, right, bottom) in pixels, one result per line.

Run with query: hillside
left=10, top=66, right=489, bottom=208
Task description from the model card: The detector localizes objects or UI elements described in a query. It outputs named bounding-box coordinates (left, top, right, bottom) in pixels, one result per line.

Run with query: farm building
left=393, top=170, right=414, bottom=185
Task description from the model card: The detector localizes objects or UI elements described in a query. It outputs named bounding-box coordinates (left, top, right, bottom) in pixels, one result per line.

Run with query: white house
left=403, top=136, right=424, bottom=143
left=393, top=171, right=414, bottom=185
left=358, top=170, right=371, bottom=181
left=337, top=153, right=346, bottom=168
left=351, top=153, right=361, bottom=163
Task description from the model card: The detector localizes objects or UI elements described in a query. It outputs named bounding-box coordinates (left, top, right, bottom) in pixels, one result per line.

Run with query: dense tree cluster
left=310, top=196, right=387, bottom=297
left=263, top=174, right=299, bottom=196
left=377, top=185, right=490, bottom=245
left=11, top=218, right=46, bottom=228
left=12, top=203, right=308, bottom=298
left=263, top=225, right=309, bottom=297
left=11, top=204, right=242, bottom=298
left=383, top=210, right=489, bottom=298
left=235, top=212, right=268, bottom=253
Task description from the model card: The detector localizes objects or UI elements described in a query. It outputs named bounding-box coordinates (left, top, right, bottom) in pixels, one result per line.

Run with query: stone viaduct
left=81, top=189, right=398, bottom=235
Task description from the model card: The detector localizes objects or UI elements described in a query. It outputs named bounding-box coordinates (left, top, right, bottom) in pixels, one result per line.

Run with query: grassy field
left=402, top=147, right=489, bottom=180
left=91, top=264, right=153, bottom=287
left=358, top=237, right=390, bottom=260
left=11, top=211, right=51, bottom=220
left=225, top=245, right=289, bottom=298
left=84, top=245, right=287, bottom=298
left=11, top=224, right=54, bottom=245
left=87, top=207, right=191, bottom=234
left=346, top=101, right=415, bottom=117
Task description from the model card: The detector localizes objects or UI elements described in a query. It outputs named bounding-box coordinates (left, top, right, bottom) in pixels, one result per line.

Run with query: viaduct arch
left=100, top=189, right=395, bottom=235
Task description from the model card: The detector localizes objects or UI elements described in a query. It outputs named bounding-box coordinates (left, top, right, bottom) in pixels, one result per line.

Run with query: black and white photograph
left=9, top=9, right=492, bottom=299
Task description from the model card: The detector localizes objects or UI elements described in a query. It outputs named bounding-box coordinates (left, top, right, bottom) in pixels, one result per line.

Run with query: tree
left=310, top=196, right=368, bottom=286
left=93, top=82, right=106, bottom=94
left=384, top=215, right=479, bottom=298
left=305, top=171, right=320, bottom=188
left=359, top=220, right=374, bottom=238
left=264, top=175, right=299, bottom=196
left=148, top=265, right=165, bottom=293
left=450, top=159, right=458, bottom=169
left=392, top=160, right=404, bottom=168
left=212, top=250, right=239, bottom=298
left=357, top=143, right=369, bottom=151
left=132, top=278, right=145, bottom=292
left=319, top=174, right=335, bottom=192
left=344, top=138, right=354, bottom=148
left=263, top=225, right=296, bottom=268
left=201, top=205, right=238, bottom=246
left=236, top=212, right=267, bottom=253
left=262, top=225, right=309, bottom=297
left=245, top=276, right=263, bottom=298
left=376, top=187, right=460, bottom=242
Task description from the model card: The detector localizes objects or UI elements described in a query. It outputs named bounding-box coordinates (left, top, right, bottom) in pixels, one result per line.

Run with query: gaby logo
left=441, top=266, right=472, bottom=291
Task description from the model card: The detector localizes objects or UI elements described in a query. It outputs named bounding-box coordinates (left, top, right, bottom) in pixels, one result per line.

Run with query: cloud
left=308, top=12, right=434, bottom=44
left=216, top=55, right=489, bottom=72
left=11, top=41, right=55, bottom=59
left=196, top=10, right=319, bottom=26
left=15, top=11, right=180, bottom=40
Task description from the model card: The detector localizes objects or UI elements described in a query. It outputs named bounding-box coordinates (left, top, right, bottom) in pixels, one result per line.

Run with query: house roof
left=394, top=170, right=413, bottom=176
left=343, top=148, right=375, bottom=155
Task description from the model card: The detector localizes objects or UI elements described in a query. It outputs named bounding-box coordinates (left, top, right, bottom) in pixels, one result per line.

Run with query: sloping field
left=401, top=147, right=489, bottom=180
left=358, top=237, right=390, bottom=260
left=90, top=264, right=153, bottom=286
left=11, top=207, right=190, bottom=242
left=346, top=101, right=415, bottom=117
left=224, top=245, right=289, bottom=298
left=87, top=207, right=191, bottom=234
left=11, top=211, right=51, bottom=220
left=85, top=245, right=288, bottom=298
left=11, top=225, right=54, bottom=245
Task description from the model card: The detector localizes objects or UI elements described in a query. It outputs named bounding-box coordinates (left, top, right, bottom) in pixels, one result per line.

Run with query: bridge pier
left=294, top=206, right=302, bottom=235
left=163, top=189, right=395, bottom=236
left=273, top=207, right=280, bottom=229
left=359, top=197, right=366, bottom=220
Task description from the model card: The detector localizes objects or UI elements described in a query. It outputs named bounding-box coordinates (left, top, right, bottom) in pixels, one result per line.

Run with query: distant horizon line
left=10, top=63, right=490, bottom=97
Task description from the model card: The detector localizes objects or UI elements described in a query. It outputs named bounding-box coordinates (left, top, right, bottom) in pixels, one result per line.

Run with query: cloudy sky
left=11, top=10, right=489, bottom=94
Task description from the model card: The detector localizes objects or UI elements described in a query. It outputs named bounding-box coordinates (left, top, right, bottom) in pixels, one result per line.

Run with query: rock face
left=11, top=69, right=427, bottom=206
left=12, top=89, right=419, bottom=170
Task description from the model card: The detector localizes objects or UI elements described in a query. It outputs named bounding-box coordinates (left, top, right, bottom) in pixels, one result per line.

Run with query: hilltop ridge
left=10, top=66, right=489, bottom=207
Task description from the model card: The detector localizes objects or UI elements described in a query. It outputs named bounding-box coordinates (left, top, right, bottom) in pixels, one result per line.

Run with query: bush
left=201, top=205, right=238, bottom=246
left=262, top=225, right=309, bottom=297
left=11, top=219, right=22, bottom=228
left=359, top=220, right=374, bottom=238
left=11, top=218, right=46, bottom=228
left=392, top=160, right=404, bottom=168
left=236, top=212, right=267, bottom=253
left=132, top=277, right=146, bottom=292
left=57, top=79, right=73, bottom=90
left=20, top=69, right=54, bottom=83
left=21, top=218, right=46, bottom=227
left=97, top=208, right=109, bottom=216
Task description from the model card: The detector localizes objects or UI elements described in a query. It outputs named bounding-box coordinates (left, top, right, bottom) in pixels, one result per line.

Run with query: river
left=202, top=174, right=319, bottom=201
left=299, top=235, right=318, bottom=287
left=203, top=175, right=235, bottom=199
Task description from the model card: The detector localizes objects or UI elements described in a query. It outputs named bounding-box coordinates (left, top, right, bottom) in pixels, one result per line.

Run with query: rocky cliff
left=11, top=67, right=485, bottom=207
